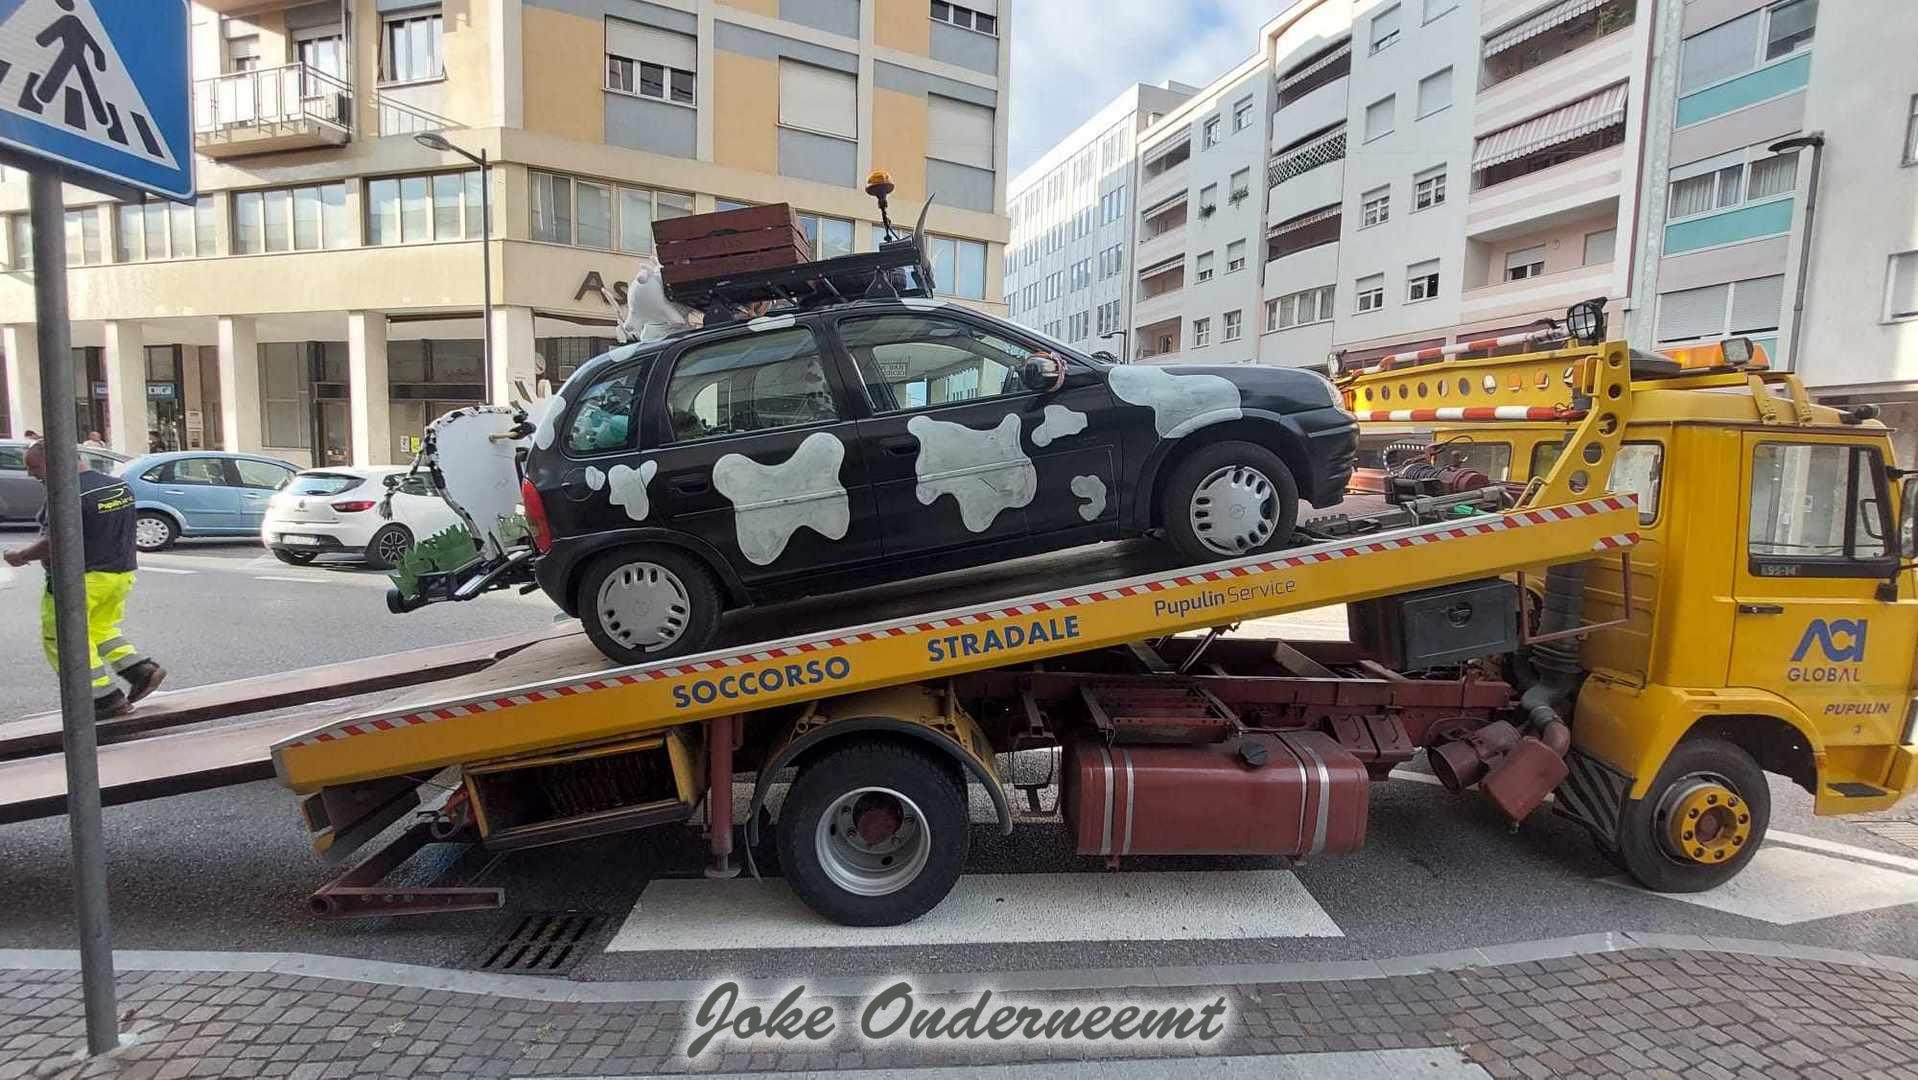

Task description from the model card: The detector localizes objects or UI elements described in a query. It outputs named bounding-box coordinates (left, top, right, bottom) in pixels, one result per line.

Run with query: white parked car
left=261, top=466, right=466, bottom=569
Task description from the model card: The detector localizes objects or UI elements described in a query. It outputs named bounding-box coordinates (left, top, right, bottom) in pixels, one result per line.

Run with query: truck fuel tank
left=1061, top=732, right=1368, bottom=859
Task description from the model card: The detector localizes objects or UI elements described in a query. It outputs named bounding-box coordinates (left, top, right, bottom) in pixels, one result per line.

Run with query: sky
left=1006, top=0, right=1293, bottom=179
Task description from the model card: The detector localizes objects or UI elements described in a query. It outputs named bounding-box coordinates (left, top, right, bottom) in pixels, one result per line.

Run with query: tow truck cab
left=1357, top=364, right=1918, bottom=825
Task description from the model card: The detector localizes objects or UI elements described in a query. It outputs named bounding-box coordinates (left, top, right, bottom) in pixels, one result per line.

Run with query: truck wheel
left=776, top=741, right=970, bottom=926
left=577, top=546, right=721, bottom=665
left=1159, top=441, right=1300, bottom=563
left=1614, top=737, right=1769, bottom=893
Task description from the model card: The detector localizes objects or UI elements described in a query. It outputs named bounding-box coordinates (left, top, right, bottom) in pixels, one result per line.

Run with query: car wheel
left=776, top=740, right=970, bottom=926
left=363, top=524, right=413, bottom=570
left=1613, top=737, right=1769, bottom=893
left=1158, top=440, right=1300, bottom=563
left=134, top=512, right=177, bottom=553
left=272, top=549, right=318, bottom=566
left=578, top=546, right=722, bottom=665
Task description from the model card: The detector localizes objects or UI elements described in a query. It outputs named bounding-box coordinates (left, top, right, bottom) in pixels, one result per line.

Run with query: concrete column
left=217, top=316, right=261, bottom=453
left=347, top=311, right=392, bottom=466
left=490, top=305, right=537, bottom=405
left=3, top=325, right=43, bottom=437
left=101, top=321, right=144, bottom=455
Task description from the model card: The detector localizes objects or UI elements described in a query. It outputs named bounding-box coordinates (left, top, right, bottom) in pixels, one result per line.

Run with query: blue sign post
left=0, top=0, right=192, bottom=1057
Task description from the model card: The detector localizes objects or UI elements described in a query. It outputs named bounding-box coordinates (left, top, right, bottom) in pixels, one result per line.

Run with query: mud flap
left=1553, top=748, right=1634, bottom=849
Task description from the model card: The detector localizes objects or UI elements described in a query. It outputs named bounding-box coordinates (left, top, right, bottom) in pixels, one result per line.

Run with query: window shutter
left=606, top=17, right=695, bottom=69
left=1729, top=275, right=1785, bottom=333
left=928, top=95, right=995, bottom=169
left=1656, top=283, right=1730, bottom=340
left=1417, top=68, right=1452, bottom=115
left=1365, top=97, right=1394, bottom=139
left=779, top=60, right=856, bottom=139
left=1889, top=254, right=1918, bottom=318
left=1505, top=244, right=1545, bottom=271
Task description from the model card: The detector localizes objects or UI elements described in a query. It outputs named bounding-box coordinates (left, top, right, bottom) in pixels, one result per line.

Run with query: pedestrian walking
left=4, top=441, right=165, bottom=717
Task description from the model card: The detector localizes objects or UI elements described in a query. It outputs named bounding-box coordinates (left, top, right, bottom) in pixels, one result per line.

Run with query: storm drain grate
left=474, top=911, right=607, bottom=975
left=1858, top=819, right=1918, bottom=853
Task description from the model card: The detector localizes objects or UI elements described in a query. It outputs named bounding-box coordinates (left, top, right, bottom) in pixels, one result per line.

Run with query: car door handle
left=880, top=436, right=918, bottom=457
left=1737, top=603, right=1785, bottom=615
left=670, top=477, right=710, bottom=495
left=164, top=489, right=187, bottom=495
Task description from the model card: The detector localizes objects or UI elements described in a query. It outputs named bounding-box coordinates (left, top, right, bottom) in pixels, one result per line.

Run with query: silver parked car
left=0, top=439, right=129, bottom=523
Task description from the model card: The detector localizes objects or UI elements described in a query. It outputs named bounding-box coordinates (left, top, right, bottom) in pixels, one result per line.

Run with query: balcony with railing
left=1133, top=261, right=1186, bottom=326
left=1480, top=0, right=1636, bottom=92
left=1139, top=136, right=1192, bottom=208
left=1134, top=316, right=1183, bottom=364
left=194, top=64, right=352, bottom=158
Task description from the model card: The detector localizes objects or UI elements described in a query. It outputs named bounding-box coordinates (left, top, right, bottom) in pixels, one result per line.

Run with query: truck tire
left=1614, top=736, right=1769, bottom=893
left=776, top=741, right=970, bottom=926
left=1158, top=441, right=1300, bottom=564
left=577, top=546, right=721, bottom=665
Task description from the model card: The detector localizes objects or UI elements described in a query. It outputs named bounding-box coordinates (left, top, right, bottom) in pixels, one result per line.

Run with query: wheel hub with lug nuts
left=135, top=517, right=169, bottom=548
left=595, top=561, right=691, bottom=652
left=815, top=786, right=930, bottom=897
left=1190, top=464, right=1278, bottom=555
left=1658, top=777, right=1752, bottom=864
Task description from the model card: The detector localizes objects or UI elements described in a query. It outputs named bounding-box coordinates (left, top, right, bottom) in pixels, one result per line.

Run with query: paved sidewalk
left=4, top=947, right=1917, bottom=1079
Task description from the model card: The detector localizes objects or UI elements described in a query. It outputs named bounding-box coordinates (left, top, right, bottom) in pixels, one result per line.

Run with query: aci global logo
left=1788, top=618, right=1867, bottom=683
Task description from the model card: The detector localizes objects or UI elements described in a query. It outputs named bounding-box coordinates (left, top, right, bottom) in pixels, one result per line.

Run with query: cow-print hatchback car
left=523, top=299, right=1357, bottom=663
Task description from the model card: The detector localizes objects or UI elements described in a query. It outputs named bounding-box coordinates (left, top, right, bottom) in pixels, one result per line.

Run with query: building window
left=1906, top=94, right=1918, bottom=166
left=931, top=1, right=997, bottom=36
left=1364, top=95, right=1395, bottom=141
left=1360, top=186, right=1390, bottom=228
left=64, top=208, right=102, bottom=266
left=1195, top=250, right=1214, bottom=282
left=1371, top=4, right=1402, bottom=53
left=797, top=212, right=854, bottom=260
left=1424, top=0, right=1457, bottom=22
left=1416, top=67, right=1452, bottom=118
left=1887, top=251, right=1918, bottom=321
left=1226, top=240, right=1246, bottom=274
left=781, top=60, right=858, bottom=140
left=228, top=184, right=346, bottom=255
left=1356, top=274, right=1384, bottom=313
left=1654, top=275, right=1784, bottom=342
left=1267, top=285, right=1335, bottom=331
left=8, top=213, right=29, bottom=270
left=1583, top=228, right=1617, bottom=266
left=927, top=235, right=987, bottom=300
left=1764, top=0, right=1816, bottom=59
left=1669, top=149, right=1796, bottom=219
left=1228, top=168, right=1251, bottom=203
left=117, top=196, right=217, bottom=262
left=1198, top=182, right=1218, bottom=214
left=928, top=94, right=995, bottom=169
left=1233, top=98, right=1254, bottom=132
left=1203, top=116, right=1221, bottom=149
left=369, top=171, right=481, bottom=246
left=1678, top=1, right=1814, bottom=96
left=606, top=18, right=696, bottom=105
left=380, top=7, right=443, bottom=84
left=1193, top=317, right=1211, bottom=347
left=617, top=186, right=694, bottom=254
left=1222, top=310, right=1243, bottom=342
left=1413, top=166, right=1446, bottom=210
left=1505, top=244, right=1545, bottom=280
left=1406, top=259, right=1440, bottom=302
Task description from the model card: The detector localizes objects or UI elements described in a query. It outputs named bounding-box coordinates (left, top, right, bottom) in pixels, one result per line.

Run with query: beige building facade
left=0, top=0, right=1011, bottom=466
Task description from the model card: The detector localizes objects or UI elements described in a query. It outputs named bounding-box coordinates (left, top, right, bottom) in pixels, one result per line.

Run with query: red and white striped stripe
left=1350, top=405, right=1582, bottom=423
left=1363, top=328, right=1563, bottom=373
left=285, top=495, right=1637, bottom=748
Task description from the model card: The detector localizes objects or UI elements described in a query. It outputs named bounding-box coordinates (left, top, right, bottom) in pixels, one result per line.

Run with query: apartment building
left=1105, top=0, right=1651, bottom=369
left=1003, top=81, right=1193, bottom=355
left=0, top=0, right=1011, bottom=466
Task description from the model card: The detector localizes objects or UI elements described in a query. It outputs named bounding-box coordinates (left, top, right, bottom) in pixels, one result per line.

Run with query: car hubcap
left=1657, top=776, right=1751, bottom=864
left=595, top=561, right=691, bottom=653
left=377, top=531, right=410, bottom=563
left=814, top=787, right=930, bottom=897
left=135, top=518, right=168, bottom=549
left=1189, top=465, right=1279, bottom=555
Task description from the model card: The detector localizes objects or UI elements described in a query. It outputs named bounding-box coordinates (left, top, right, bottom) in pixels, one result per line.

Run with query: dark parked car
left=522, top=300, right=1357, bottom=663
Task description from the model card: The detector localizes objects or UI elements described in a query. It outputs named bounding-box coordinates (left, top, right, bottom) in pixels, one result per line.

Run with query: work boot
left=95, top=690, right=132, bottom=719
left=123, top=660, right=167, bottom=704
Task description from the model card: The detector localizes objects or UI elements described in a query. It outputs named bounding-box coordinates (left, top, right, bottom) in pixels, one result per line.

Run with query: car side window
left=565, top=367, right=641, bottom=455
left=0, top=446, right=26, bottom=470
left=140, top=465, right=166, bottom=482
left=232, top=459, right=293, bottom=490
left=664, top=327, right=839, bottom=443
left=836, top=314, right=1036, bottom=413
left=168, top=458, right=229, bottom=485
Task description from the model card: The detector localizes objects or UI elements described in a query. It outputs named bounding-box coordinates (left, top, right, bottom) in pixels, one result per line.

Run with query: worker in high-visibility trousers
left=5, top=441, right=166, bottom=717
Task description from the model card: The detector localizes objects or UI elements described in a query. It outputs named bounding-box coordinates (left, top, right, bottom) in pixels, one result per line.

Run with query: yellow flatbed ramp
left=272, top=494, right=1639, bottom=792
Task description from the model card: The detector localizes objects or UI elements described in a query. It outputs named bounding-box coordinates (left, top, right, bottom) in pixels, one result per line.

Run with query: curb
left=5, top=931, right=1918, bottom=1004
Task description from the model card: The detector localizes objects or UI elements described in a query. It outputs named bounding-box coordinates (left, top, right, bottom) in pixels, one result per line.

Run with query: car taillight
left=521, top=479, right=552, bottom=553
left=331, top=500, right=377, bottom=513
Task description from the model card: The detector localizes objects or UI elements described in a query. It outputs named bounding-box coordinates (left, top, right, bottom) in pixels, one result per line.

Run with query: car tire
left=577, top=546, right=722, bottom=665
left=1158, top=440, right=1300, bottom=564
left=1613, top=736, right=1769, bottom=893
left=134, top=512, right=177, bottom=553
left=272, top=549, right=318, bottom=566
left=363, top=524, right=413, bottom=570
left=776, top=740, right=970, bottom=927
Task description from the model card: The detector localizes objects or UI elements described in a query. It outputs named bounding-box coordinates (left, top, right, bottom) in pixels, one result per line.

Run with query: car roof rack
left=665, top=235, right=937, bottom=328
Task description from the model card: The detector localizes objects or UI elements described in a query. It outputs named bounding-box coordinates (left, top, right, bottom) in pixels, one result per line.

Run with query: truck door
left=1731, top=435, right=1918, bottom=768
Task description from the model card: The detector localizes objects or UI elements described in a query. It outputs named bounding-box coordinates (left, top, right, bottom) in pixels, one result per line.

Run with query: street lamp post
left=1100, top=330, right=1129, bottom=363
left=1768, top=131, right=1824, bottom=374
left=415, top=133, right=494, bottom=400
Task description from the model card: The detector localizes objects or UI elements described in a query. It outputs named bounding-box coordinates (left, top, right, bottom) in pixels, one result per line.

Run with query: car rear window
left=288, top=472, right=363, bottom=496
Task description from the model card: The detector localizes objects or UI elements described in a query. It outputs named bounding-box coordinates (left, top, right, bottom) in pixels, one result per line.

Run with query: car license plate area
left=279, top=534, right=321, bottom=546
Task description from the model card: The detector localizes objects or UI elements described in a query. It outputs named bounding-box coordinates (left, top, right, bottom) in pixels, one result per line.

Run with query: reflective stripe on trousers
left=40, top=571, right=143, bottom=701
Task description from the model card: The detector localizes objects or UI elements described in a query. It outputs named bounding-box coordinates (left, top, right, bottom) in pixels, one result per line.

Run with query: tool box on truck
left=655, top=203, right=813, bottom=290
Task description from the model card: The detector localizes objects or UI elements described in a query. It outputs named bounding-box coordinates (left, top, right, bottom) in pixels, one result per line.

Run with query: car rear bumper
left=1293, top=406, right=1359, bottom=507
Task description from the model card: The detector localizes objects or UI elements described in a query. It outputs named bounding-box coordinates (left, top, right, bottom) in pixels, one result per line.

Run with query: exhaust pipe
left=1429, top=720, right=1520, bottom=792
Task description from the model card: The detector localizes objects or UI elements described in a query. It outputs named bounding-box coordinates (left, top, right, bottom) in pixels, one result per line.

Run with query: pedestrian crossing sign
left=0, top=0, right=191, bottom=200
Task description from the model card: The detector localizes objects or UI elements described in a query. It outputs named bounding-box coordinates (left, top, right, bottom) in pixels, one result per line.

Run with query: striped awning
left=1471, top=82, right=1627, bottom=170
left=1277, top=40, right=1351, bottom=94
left=1271, top=203, right=1341, bottom=236
left=1483, top=0, right=1609, bottom=58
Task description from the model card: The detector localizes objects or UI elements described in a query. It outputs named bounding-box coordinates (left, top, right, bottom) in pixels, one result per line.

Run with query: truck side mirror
left=1021, top=353, right=1067, bottom=393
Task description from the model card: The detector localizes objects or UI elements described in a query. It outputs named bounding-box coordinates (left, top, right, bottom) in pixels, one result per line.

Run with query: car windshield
left=288, top=472, right=363, bottom=496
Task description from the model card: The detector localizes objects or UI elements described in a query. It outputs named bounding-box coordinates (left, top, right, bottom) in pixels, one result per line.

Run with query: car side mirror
left=1021, top=353, right=1067, bottom=394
